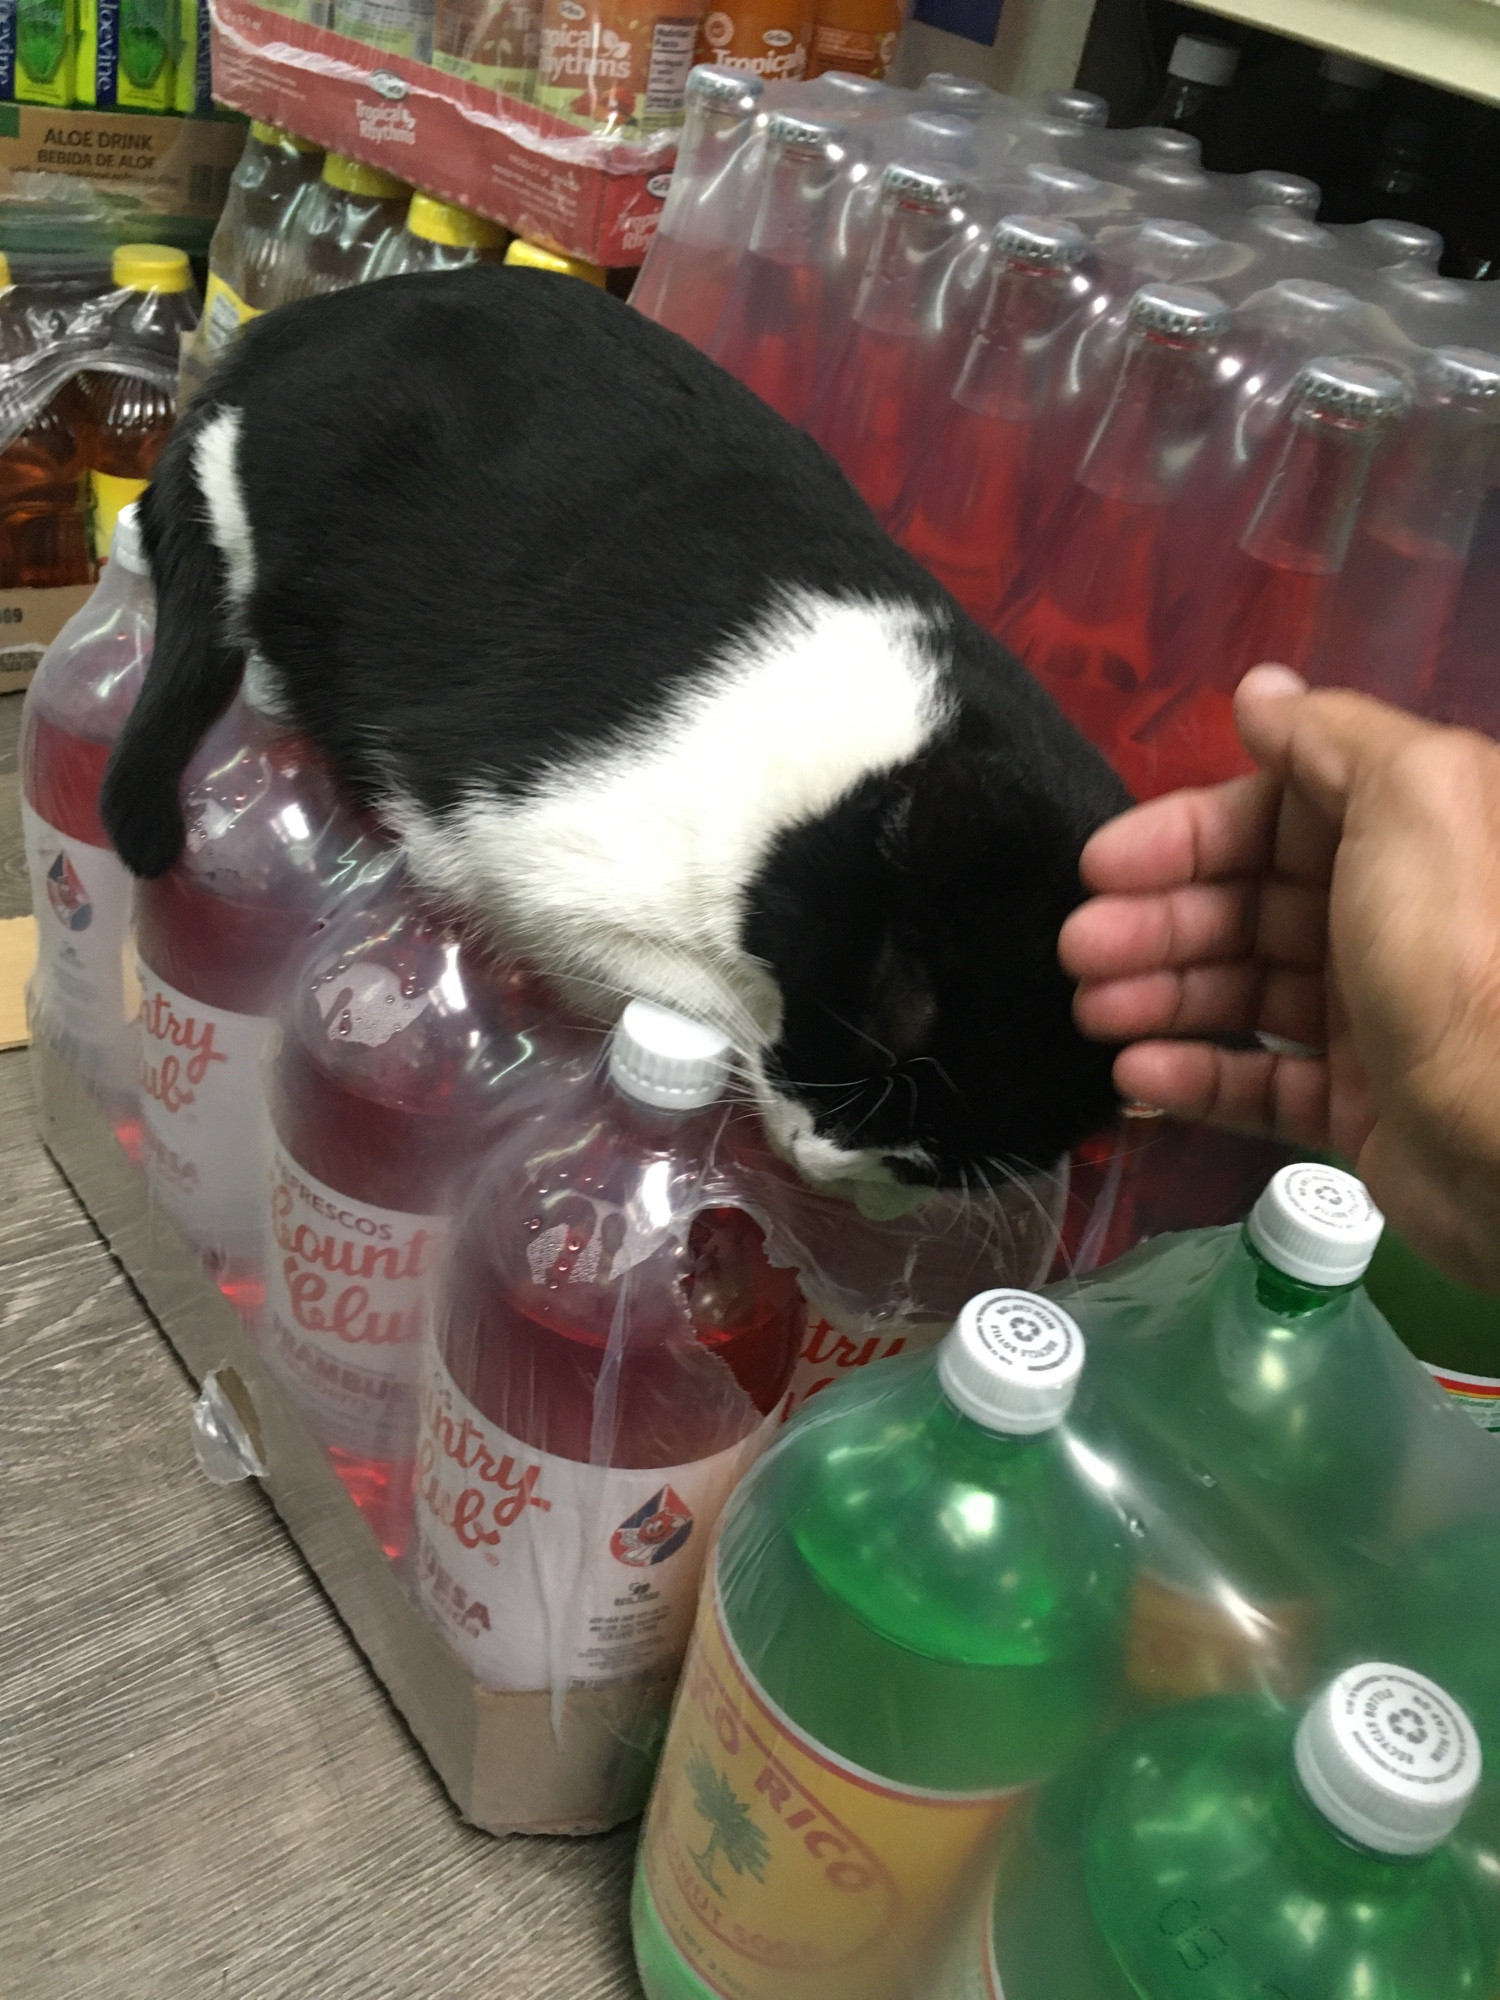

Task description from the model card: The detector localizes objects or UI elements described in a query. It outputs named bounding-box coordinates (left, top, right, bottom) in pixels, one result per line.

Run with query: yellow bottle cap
left=503, top=239, right=607, bottom=286
left=250, top=120, right=321, bottom=152
left=406, top=193, right=507, bottom=250
left=112, top=243, right=193, bottom=293
left=0, top=252, right=12, bottom=289
left=322, top=153, right=412, bottom=199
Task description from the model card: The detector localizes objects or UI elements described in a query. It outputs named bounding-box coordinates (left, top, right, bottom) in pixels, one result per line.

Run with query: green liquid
left=991, top=1699, right=1494, bottom=1999
left=633, top=1358, right=1131, bottom=2000
left=1366, top=1227, right=1500, bottom=1423
left=17, top=0, right=66, bottom=82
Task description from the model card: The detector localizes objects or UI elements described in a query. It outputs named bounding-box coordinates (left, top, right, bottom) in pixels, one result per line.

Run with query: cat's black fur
left=102, top=264, right=1130, bottom=1201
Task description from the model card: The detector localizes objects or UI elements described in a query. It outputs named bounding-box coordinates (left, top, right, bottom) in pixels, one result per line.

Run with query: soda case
left=635, top=65, right=1500, bottom=801
left=19, top=499, right=151, bottom=1139
left=633, top=1161, right=1500, bottom=1997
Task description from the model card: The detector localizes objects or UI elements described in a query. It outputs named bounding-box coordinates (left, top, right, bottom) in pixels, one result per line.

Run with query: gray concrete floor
left=0, top=689, right=642, bottom=2000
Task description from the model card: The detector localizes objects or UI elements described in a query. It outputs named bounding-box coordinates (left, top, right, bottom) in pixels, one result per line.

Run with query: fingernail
left=1122, top=1100, right=1166, bottom=1120
left=1239, top=663, right=1307, bottom=699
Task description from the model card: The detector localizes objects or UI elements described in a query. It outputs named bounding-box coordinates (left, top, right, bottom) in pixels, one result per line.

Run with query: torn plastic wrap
left=633, top=1161, right=1500, bottom=1998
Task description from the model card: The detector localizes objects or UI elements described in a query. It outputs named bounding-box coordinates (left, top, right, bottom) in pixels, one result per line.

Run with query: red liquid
left=994, top=486, right=1164, bottom=770
left=816, top=323, right=943, bottom=525
left=267, top=903, right=536, bottom=1557
left=438, top=1089, right=806, bottom=1467
left=1123, top=546, right=1327, bottom=797
left=24, top=711, right=110, bottom=845
left=893, top=403, right=1034, bottom=624
left=710, top=250, right=827, bottom=428
left=1315, top=526, right=1467, bottom=712
left=631, top=237, right=743, bottom=352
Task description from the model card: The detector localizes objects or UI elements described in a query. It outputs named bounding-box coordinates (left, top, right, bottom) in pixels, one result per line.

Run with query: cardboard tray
left=31, top=1037, right=670, bottom=1837
left=208, top=0, right=673, bottom=266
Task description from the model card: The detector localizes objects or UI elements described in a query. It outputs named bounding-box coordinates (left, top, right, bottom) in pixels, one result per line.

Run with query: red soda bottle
left=1128, top=357, right=1409, bottom=796
left=993, top=282, right=1228, bottom=770
left=265, top=875, right=550, bottom=1557
left=134, top=662, right=391, bottom=1317
left=1325, top=347, right=1500, bottom=713
left=20, top=501, right=152, bottom=1144
left=813, top=161, right=976, bottom=520
left=890, top=214, right=1089, bottom=620
left=709, top=111, right=852, bottom=426
left=412, top=999, right=805, bottom=1691
left=630, top=66, right=767, bottom=352
left=1220, top=209, right=1340, bottom=299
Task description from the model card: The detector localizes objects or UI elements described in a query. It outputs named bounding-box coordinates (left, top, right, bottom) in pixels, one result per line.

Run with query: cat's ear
left=861, top=932, right=936, bottom=1062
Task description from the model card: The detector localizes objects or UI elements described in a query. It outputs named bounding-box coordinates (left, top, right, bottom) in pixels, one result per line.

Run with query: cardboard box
left=32, top=1038, right=669, bottom=1837
left=209, top=0, right=670, bottom=266
left=0, top=581, right=93, bottom=693
left=0, top=100, right=246, bottom=249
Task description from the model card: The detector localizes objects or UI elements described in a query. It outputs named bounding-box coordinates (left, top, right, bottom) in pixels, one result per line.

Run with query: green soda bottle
left=978, top=1662, right=1491, bottom=1999
left=634, top=1291, right=1131, bottom=2000
left=1365, top=1224, right=1500, bottom=1433
left=1070, top=1162, right=1392, bottom=1704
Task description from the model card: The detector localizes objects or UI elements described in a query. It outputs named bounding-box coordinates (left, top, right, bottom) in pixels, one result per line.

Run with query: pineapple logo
left=687, top=1748, right=770, bottom=1897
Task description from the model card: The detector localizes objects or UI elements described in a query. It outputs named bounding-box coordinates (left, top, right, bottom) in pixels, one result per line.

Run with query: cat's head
left=741, top=643, right=1131, bottom=1212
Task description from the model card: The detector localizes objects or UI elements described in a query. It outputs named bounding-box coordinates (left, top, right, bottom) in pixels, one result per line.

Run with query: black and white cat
left=101, top=264, right=1130, bottom=1208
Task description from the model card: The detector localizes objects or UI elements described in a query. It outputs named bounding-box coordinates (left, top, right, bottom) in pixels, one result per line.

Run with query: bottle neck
left=1080, top=328, right=1215, bottom=506
left=1240, top=408, right=1381, bottom=574
left=1274, top=1760, right=1429, bottom=1880
left=1239, top=1228, right=1359, bottom=1316
left=853, top=194, right=968, bottom=339
left=750, top=143, right=847, bottom=261
left=954, top=259, right=1083, bottom=421
left=1364, top=394, right=1500, bottom=562
left=928, top=1390, right=1057, bottom=1473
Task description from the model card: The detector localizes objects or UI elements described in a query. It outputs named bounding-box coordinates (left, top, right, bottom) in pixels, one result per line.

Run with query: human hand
left=1058, top=664, right=1500, bottom=1291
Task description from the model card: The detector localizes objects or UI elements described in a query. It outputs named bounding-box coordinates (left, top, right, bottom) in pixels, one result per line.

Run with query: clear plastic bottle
left=813, top=162, right=976, bottom=522
left=275, top=155, right=413, bottom=304
left=1364, top=1224, right=1500, bottom=1432
left=709, top=110, right=855, bottom=428
left=1071, top=1162, right=1392, bottom=1705
left=412, top=999, right=805, bottom=1692
left=201, top=123, right=325, bottom=347
left=1145, top=33, right=1240, bottom=159
left=993, top=282, right=1227, bottom=769
left=134, top=663, right=391, bottom=1317
left=19, top=501, right=151, bottom=1140
left=372, top=192, right=509, bottom=278
left=1299, top=52, right=1385, bottom=223
left=1317, top=346, right=1500, bottom=711
left=81, top=244, right=199, bottom=564
left=634, top=1292, right=1130, bottom=2000
left=0, top=250, right=94, bottom=591
left=1128, top=356, right=1408, bottom=797
left=891, top=215, right=1089, bottom=622
left=981, top=1665, right=1489, bottom=2000
left=630, top=67, right=767, bottom=352
left=265, top=873, right=539, bottom=1556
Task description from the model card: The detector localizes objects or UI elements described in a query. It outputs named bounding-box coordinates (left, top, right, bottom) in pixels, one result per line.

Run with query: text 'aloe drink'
left=1073, top=1161, right=1391, bottom=1706
left=634, top=1290, right=1130, bottom=2000
left=977, top=1663, right=1491, bottom=2000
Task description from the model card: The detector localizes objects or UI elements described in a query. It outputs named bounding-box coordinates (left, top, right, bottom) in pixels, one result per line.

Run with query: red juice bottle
left=891, top=214, right=1089, bottom=622
left=1321, top=347, right=1500, bottom=712
left=134, top=662, right=391, bottom=1318
left=265, top=876, right=551, bottom=1558
left=993, top=282, right=1227, bottom=770
left=709, top=111, right=851, bottom=429
left=413, top=999, right=806, bottom=1691
left=1128, top=357, right=1409, bottom=798
left=20, top=501, right=152, bottom=1144
left=812, top=162, right=977, bottom=524
left=630, top=66, right=767, bottom=353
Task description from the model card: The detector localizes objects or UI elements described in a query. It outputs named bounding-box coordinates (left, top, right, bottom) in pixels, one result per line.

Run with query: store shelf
left=209, top=0, right=673, bottom=265
left=1186, top=0, right=1500, bottom=107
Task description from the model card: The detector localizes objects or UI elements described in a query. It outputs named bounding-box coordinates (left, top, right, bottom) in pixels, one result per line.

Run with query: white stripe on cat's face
left=386, top=589, right=954, bottom=1063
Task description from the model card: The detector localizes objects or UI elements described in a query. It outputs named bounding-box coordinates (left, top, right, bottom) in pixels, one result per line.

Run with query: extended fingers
left=1112, top=1041, right=1332, bottom=1149
left=1079, top=770, right=1282, bottom=895
left=1075, top=963, right=1324, bottom=1044
left=1061, top=876, right=1326, bottom=983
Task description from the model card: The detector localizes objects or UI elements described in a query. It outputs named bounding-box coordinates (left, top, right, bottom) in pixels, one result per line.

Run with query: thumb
left=1234, top=666, right=1434, bottom=827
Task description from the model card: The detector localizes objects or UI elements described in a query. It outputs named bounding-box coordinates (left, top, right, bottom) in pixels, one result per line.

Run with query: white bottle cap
left=1295, top=1663, right=1480, bottom=1856
left=111, top=502, right=149, bottom=575
left=1169, top=34, right=1239, bottom=86
left=1246, top=1162, right=1384, bottom=1286
left=608, top=999, right=732, bottom=1111
left=937, top=1290, right=1085, bottom=1435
